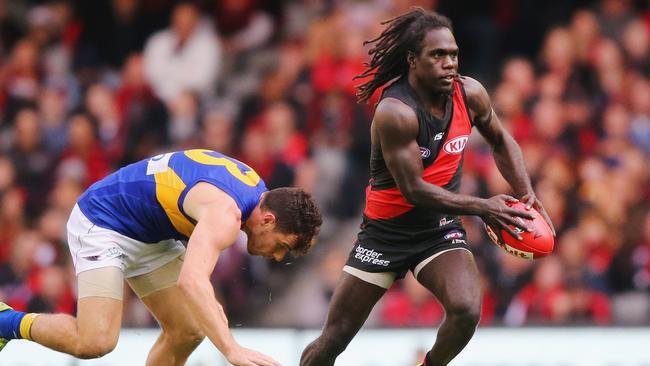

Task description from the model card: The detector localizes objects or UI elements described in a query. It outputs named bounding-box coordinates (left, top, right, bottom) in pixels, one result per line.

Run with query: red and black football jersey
left=361, top=77, right=473, bottom=242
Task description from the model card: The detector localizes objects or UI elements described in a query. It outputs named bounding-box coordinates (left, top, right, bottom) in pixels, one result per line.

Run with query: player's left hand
left=520, top=192, right=555, bottom=237
left=225, top=345, right=282, bottom=366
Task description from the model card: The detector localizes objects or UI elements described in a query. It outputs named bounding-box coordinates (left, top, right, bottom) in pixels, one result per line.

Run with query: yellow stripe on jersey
left=154, top=167, right=195, bottom=238
left=184, top=149, right=261, bottom=187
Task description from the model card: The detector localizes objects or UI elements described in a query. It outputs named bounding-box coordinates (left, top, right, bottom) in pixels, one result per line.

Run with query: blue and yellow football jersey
left=77, top=149, right=268, bottom=243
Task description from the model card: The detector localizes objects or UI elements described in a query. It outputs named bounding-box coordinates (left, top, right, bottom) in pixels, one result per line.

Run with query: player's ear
left=262, top=212, right=277, bottom=226
left=407, top=51, right=416, bottom=68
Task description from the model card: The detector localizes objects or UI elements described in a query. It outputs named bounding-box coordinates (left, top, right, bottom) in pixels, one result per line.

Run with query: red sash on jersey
left=364, top=81, right=472, bottom=220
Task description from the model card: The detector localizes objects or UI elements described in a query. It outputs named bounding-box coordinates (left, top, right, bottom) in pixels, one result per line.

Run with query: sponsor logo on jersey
left=434, top=132, right=444, bottom=141
left=444, top=231, right=464, bottom=240
left=443, top=135, right=469, bottom=154
left=354, top=245, right=390, bottom=266
left=439, top=217, right=454, bottom=226
left=146, top=152, right=173, bottom=174
left=83, top=247, right=123, bottom=262
left=419, top=147, right=431, bottom=159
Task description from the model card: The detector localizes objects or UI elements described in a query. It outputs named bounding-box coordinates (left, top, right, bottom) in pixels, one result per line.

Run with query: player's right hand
left=225, top=345, right=282, bottom=366
left=480, top=194, right=534, bottom=240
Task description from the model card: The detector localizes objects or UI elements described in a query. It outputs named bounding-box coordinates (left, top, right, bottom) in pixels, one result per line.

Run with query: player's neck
left=241, top=203, right=263, bottom=232
left=408, top=74, right=448, bottom=113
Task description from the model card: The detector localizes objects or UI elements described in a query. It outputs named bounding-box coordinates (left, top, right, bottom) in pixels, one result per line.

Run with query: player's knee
left=166, top=326, right=205, bottom=348
left=74, top=336, right=117, bottom=359
left=445, top=298, right=481, bottom=327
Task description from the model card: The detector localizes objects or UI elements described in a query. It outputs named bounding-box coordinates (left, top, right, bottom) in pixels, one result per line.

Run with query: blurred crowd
left=0, top=0, right=648, bottom=328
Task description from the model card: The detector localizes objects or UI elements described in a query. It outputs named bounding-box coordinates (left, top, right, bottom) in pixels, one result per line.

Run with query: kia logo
left=443, top=135, right=468, bottom=154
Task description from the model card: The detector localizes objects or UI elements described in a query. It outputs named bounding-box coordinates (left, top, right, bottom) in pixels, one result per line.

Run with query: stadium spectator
left=56, top=112, right=110, bottom=188
left=264, top=102, right=308, bottom=165
left=114, top=53, right=168, bottom=164
left=238, top=124, right=294, bottom=189
left=0, top=187, right=25, bottom=264
left=2, top=39, right=41, bottom=123
left=38, top=87, right=68, bottom=153
left=0, top=231, right=42, bottom=310
left=143, top=2, right=221, bottom=103
left=166, top=90, right=201, bottom=148
left=213, top=0, right=276, bottom=56
left=5, top=107, right=53, bottom=217
left=200, top=109, right=235, bottom=156
left=504, top=257, right=569, bottom=325
left=84, top=83, right=122, bottom=163
left=25, top=265, right=75, bottom=315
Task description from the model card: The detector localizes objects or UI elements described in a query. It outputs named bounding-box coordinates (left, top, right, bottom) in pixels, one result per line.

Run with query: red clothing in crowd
left=381, top=289, right=444, bottom=327
left=58, top=146, right=111, bottom=188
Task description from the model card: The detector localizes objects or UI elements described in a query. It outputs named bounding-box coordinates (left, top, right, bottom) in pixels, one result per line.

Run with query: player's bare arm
left=374, top=97, right=532, bottom=237
left=463, top=76, right=555, bottom=235
left=180, top=183, right=281, bottom=366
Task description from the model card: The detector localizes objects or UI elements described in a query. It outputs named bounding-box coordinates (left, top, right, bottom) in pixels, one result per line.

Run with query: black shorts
left=344, top=226, right=472, bottom=280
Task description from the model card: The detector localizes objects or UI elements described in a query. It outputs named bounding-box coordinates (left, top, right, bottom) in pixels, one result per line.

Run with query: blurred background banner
left=3, top=328, right=650, bottom=366
left=0, top=0, right=648, bottom=339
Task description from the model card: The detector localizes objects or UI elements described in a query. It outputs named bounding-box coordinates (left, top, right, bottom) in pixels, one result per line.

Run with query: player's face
left=411, top=28, right=459, bottom=95
left=247, top=224, right=298, bottom=262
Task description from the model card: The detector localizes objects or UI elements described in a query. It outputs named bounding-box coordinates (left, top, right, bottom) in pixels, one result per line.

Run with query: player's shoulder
left=457, top=76, right=488, bottom=102
left=457, top=75, right=490, bottom=116
left=183, top=182, right=242, bottom=221
left=374, top=97, right=419, bottom=133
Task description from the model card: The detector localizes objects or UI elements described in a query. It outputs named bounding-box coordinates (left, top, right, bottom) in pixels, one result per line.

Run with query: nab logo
left=419, top=147, right=431, bottom=159
left=443, top=135, right=469, bottom=154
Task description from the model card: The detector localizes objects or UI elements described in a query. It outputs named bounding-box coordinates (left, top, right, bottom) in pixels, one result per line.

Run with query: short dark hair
left=261, top=187, right=322, bottom=255
left=355, top=7, right=453, bottom=103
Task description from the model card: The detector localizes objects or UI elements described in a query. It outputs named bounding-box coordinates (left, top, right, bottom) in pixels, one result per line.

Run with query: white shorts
left=67, top=204, right=186, bottom=278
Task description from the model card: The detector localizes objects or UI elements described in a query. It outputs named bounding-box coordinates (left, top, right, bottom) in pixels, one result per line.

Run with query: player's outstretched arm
left=180, top=185, right=281, bottom=366
left=375, top=98, right=533, bottom=236
left=463, top=76, right=555, bottom=235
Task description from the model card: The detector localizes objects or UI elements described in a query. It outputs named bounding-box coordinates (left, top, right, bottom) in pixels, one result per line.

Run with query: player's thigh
left=332, top=238, right=402, bottom=330
left=76, top=267, right=124, bottom=345
left=68, top=205, right=127, bottom=343
left=140, top=286, right=203, bottom=341
left=128, top=256, right=202, bottom=339
left=323, top=271, right=387, bottom=331
left=414, top=248, right=482, bottom=309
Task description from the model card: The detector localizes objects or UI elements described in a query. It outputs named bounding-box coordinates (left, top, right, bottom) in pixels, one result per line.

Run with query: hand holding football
left=485, top=201, right=554, bottom=259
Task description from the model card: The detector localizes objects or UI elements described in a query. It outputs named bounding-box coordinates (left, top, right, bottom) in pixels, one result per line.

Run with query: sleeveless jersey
left=362, top=77, right=473, bottom=241
left=77, top=149, right=268, bottom=243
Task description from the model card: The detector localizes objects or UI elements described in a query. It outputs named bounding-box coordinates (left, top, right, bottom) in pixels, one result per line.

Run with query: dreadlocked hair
left=354, top=7, right=453, bottom=103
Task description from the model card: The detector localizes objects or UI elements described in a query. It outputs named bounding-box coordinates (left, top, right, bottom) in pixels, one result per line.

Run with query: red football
left=484, top=201, right=554, bottom=259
